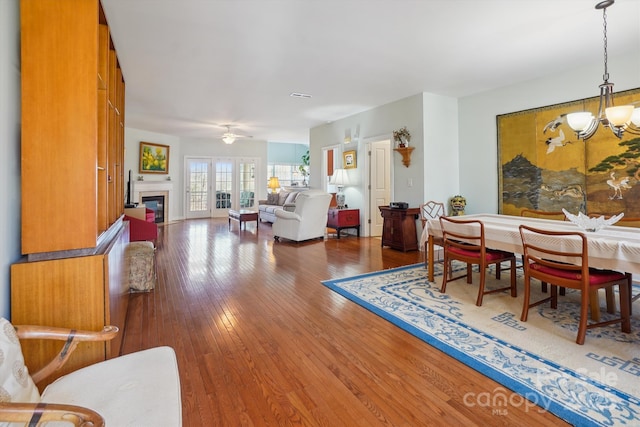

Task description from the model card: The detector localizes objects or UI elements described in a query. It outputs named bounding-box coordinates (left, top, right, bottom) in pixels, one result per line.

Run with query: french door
left=185, top=157, right=258, bottom=219
left=185, top=157, right=212, bottom=219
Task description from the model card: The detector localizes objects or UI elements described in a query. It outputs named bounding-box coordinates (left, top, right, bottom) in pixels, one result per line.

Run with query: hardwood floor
left=121, top=218, right=567, bottom=426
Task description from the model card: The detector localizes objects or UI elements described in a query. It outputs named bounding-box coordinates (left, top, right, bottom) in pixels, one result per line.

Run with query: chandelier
left=566, top=0, right=640, bottom=140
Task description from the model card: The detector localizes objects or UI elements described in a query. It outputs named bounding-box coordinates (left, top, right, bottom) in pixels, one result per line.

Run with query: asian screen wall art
left=498, top=87, right=640, bottom=218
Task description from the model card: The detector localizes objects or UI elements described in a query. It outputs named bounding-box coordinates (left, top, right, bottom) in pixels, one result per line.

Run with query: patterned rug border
left=321, top=263, right=637, bottom=427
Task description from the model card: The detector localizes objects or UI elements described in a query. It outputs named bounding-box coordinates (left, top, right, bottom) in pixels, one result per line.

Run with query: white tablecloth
left=421, top=214, right=640, bottom=275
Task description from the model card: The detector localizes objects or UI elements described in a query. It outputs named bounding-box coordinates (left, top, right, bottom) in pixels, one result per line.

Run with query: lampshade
left=632, top=108, right=640, bottom=127
left=222, top=135, right=236, bottom=144
left=267, top=176, right=280, bottom=191
left=566, top=112, right=594, bottom=132
left=605, top=105, right=634, bottom=127
left=330, top=169, right=349, bottom=209
left=330, top=169, right=350, bottom=187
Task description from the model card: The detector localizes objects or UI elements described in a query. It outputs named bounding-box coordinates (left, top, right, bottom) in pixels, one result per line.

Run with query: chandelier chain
left=602, top=7, right=609, bottom=82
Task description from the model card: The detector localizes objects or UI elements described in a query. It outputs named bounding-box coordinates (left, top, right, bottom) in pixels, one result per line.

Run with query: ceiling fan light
left=222, top=135, right=235, bottom=144
left=567, top=112, right=595, bottom=132
left=605, top=105, right=634, bottom=127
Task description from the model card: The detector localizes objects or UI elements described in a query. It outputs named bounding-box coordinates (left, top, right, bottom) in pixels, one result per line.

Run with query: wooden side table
left=378, top=206, right=420, bottom=251
left=327, top=208, right=360, bottom=239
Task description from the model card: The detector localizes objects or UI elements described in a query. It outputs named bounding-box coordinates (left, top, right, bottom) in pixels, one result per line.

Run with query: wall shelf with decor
left=394, top=146, right=415, bottom=167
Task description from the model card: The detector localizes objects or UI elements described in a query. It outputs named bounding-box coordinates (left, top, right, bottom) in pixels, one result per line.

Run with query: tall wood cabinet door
left=97, top=23, right=110, bottom=235
left=11, top=255, right=107, bottom=383
left=20, top=0, right=99, bottom=254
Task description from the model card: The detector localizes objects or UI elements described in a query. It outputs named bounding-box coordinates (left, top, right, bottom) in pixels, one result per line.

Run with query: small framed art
left=343, top=150, right=357, bottom=169
left=139, top=141, right=170, bottom=174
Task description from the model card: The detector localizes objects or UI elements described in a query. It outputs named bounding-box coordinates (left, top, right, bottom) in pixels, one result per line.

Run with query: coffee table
left=228, top=209, right=259, bottom=232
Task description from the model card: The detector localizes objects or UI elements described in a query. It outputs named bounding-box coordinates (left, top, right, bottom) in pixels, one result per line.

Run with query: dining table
left=421, top=213, right=640, bottom=283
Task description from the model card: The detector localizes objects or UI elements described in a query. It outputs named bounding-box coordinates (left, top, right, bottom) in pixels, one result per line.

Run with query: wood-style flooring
left=121, top=218, right=567, bottom=426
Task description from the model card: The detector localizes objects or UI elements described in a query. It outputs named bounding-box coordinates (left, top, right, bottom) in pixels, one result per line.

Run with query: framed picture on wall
left=343, top=150, right=356, bottom=169
left=139, top=141, right=170, bottom=174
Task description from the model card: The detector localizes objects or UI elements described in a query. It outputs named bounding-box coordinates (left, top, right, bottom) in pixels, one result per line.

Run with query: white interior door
left=185, top=157, right=212, bottom=219
left=368, top=139, right=392, bottom=237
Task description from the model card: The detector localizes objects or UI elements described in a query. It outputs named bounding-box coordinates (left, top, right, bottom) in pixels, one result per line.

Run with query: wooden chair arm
left=0, top=402, right=104, bottom=426
left=13, top=325, right=119, bottom=385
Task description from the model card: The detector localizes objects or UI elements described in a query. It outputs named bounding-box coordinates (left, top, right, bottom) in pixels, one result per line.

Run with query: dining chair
left=439, top=216, right=517, bottom=306
left=587, top=212, right=640, bottom=317
left=420, top=201, right=446, bottom=270
left=518, top=224, right=631, bottom=345
left=520, top=209, right=567, bottom=295
left=520, top=209, right=567, bottom=221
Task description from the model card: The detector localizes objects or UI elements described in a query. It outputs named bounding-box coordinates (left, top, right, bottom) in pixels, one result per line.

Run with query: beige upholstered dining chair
left=518, top=225, right=631, bottom=345
left=0, top=318, right=182, bottom=426
left=439, top=216, right=517, bottom=306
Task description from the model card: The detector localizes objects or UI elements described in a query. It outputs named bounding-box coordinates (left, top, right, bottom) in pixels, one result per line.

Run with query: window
left=267, top=163, right=308, bottom=187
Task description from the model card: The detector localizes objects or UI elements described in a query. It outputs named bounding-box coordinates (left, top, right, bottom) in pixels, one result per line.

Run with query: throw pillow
left=278, top=191, right=291, bottom=206
left=284, top=191, right=300, bottom=205
left=266, top=193, right=279, bottom=205
left=0, top=318, right=40, bottom=405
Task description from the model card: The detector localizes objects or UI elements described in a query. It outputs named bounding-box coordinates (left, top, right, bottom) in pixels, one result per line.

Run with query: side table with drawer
left=327, top=208, right=360, bottom=239
left=378, top=206, right=420, bottom=251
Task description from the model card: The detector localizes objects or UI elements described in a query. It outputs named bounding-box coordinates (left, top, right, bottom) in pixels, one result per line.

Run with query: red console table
left=327, top=208, right=360, bottom=239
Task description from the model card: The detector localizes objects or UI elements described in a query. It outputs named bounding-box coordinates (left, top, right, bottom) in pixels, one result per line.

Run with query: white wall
left=458, top=53, right=640, bottom=215
left=309, top=93, right=426, bottom=211
left=309, top=92, right=461, bottom=220
left=0, top=0, right=21, bottom=318
left=423, top=92, right=459, bottom=214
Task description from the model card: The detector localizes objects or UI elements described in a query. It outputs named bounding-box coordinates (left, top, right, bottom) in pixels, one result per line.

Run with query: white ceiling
left=100, top=0, right=640, bottom=144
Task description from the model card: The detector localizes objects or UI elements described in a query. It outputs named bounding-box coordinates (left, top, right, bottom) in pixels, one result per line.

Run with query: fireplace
left=141, top=195, right=165, bottom=223
left=132, top=181, right=173, bottom=223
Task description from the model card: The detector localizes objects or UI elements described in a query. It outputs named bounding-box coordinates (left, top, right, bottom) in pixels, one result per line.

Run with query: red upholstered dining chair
left=518, top=224, right=631, bottom=345
left=439, top=216, right=517, bottom=306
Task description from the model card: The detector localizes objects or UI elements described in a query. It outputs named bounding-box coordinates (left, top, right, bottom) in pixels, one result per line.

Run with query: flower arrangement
left=393, top=126, right=411, bottom=147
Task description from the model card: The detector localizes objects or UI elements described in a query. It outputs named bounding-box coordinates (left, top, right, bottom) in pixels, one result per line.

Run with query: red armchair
left=124, top=215, right=158, bottom=244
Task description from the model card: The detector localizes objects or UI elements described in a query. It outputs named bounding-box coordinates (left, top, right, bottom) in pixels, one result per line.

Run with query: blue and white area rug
left=322, top=263, right=640, bottom=426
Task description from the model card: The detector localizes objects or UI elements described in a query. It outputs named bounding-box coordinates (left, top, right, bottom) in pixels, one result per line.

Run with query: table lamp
left=330, top=169, right=350, bottom=209
left=267, top=176, right=280, bottom=193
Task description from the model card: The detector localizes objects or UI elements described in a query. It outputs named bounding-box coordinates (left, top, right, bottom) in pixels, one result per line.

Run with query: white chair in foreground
left=0, top=318, right=182, bottom=426
left=273, top=190, right=332, bottom=242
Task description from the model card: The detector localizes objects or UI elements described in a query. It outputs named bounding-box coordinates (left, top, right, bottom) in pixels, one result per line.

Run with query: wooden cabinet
left=327, top=208, right=360, bottom=239
left=379, top=206, right=420, bottom=251
left=20, top=0, right=125, bottom=256
left=13, top=0, right=129, bottom=385
left=11, top=222, right=129, bottom=387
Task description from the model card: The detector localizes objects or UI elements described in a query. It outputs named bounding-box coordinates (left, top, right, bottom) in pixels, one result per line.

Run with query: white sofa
left=273, top=190, right=332, bottom=242
left=258, top=189, right=304, bottom=223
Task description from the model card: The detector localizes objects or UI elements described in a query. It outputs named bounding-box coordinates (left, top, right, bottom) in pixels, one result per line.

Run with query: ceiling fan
left=220, top=125, right=253, bottom=144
